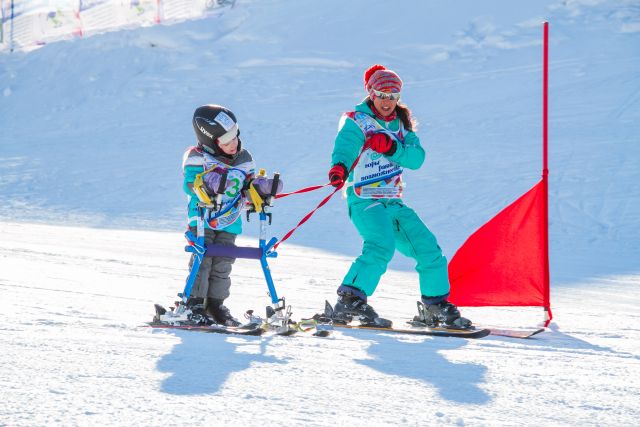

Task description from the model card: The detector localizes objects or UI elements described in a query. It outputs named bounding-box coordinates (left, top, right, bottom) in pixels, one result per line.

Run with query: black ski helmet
left=192, top=104, right=240, bottom=156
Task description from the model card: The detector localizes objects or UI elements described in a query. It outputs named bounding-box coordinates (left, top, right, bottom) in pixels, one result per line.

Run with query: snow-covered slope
left=1, top=222, right=639, bottom=426
left=2, top=0, right=638, bottom=283
left=1, top=0, right=639, bottom=425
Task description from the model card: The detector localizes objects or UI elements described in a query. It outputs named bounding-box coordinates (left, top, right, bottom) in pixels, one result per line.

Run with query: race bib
left=347, top=112, right=405, bottom=199
left=202, top=155, right=248, bottom=230
left=353, top=151, right=403, bottom=198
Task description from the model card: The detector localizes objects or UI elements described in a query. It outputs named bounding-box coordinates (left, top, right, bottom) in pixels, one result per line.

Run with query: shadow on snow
left=485, top=323, right=640, bottom=361
left=348, top=331, right=491, bottom=405
left=155, top=331, right=284, bottom=395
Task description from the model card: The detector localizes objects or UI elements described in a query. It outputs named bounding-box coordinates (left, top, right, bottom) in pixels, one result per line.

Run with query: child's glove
left=328, top=163, right=348, bottom=188
left=203, top=171, right=226, bottom=194
left=251, top=176, right=283, bottom=197
left=367, top=133, right=397, bottom=156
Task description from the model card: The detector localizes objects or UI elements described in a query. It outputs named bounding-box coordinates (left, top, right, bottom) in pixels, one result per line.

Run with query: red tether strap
left=273, top=142, right=370, bottom=250
left=273, top=185, right=343, bottom=250
left=275, top=183, right=332, bottom=199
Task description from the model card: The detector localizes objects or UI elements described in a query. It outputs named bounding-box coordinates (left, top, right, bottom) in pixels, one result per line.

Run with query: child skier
left=327, top=65, right=472, bottom=329
left=183, top=104, right=280, bottom=327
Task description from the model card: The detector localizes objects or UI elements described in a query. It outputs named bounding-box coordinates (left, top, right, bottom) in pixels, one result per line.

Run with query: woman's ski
left=320, top=323, right=491, bottom=339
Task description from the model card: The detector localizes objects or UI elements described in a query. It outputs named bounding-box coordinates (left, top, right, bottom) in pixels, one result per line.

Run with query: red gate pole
left=542, top=22, right=552, bottom=326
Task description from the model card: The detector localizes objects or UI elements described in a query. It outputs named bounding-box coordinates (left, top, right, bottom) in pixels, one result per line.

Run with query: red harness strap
left=275, top=183, right=332, bottom=199
left=273, top=141, right=370, bottom=250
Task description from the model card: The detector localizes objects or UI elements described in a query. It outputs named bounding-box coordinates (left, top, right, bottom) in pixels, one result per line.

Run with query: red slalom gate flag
left=448, top=22, right=552, bottom=326
left=447, top=180, right=551, bottom=320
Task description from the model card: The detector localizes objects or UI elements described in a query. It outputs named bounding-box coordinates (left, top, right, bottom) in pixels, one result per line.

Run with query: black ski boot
left=186, top=297, right=211, bottom=325
left=413, top=299, right=472, bottom=330
left=332, top=290, right=392, bottom=328
left=206, top=298, right=241, bottom=327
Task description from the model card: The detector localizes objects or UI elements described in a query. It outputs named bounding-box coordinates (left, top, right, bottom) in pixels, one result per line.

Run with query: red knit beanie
left=363, top=64, right=403, bottom=97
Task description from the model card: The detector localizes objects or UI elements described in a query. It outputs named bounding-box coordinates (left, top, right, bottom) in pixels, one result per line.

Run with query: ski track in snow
left=1, top=222, right=639, bottom=426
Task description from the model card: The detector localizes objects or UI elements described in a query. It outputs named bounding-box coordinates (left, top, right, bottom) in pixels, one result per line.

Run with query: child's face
left=217, top=136, right=239, bottom=155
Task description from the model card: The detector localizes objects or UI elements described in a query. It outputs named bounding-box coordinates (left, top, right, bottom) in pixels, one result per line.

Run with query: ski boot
left=206, top=298, right=241, bottom=327
left=411, top=299, right=472, bottom=330
left=185, top=297, right=212, bottom=325
left=331, top=288, right=392, bottom=328
left=153, top=296, right=210, bottom=326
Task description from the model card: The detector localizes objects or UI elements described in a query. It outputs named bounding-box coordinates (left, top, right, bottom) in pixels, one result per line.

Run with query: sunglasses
left=371, top=89, right=401, bottom=101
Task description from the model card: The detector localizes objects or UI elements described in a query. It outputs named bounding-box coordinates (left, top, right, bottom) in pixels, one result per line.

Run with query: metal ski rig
left=155, top=169, right=310, bottom=335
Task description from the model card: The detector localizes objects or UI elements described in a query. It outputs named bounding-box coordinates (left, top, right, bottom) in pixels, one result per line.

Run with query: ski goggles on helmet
left=216, top=124, right=240, bottom=146
left=371, top=89, right=401, bottom=101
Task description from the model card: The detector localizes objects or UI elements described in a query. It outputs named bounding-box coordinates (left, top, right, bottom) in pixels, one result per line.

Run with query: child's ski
left=146, top=321, right=265, bottom=336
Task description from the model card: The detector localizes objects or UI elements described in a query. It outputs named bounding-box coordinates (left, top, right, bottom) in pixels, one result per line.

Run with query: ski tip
left=527, top=327, right=546, bottom=337
left=488, top=327, right=546, bottom=339
left=323, top=300, right=334, bottom=317
left=472, top=328, right=492, bottom=339
left=313, top=329, right=331, bottom=337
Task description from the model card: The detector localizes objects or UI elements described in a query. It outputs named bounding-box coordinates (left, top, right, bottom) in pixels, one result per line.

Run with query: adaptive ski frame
left=182, top=172, right=282, bottom=307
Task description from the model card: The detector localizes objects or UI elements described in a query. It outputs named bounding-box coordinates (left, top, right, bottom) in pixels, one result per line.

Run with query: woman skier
left=327, top=64, right=471, bottom=329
